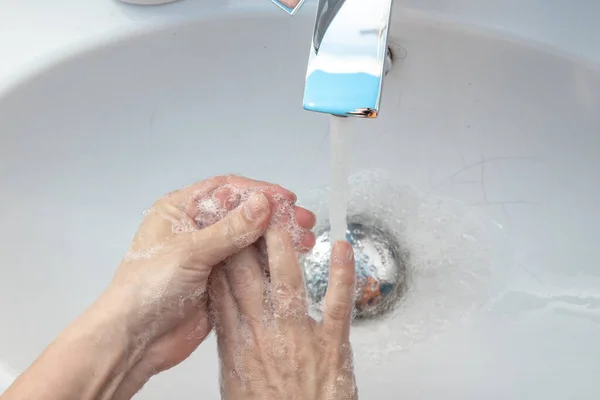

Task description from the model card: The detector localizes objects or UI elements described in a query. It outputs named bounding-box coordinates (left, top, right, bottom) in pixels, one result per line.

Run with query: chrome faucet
left=272, top=0, right=394, bottom=118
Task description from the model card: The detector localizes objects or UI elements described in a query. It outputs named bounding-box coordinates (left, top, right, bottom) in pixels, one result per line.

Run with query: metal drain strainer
left=302, top=216, right=407, bottom=319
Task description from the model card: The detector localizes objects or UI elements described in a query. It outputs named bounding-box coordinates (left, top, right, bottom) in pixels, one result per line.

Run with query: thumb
left=183, top=192, right=272, bottom=266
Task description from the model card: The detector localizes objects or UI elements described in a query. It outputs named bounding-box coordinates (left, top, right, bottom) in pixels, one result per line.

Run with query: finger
left=295, top=207, right=316, bottom=230
left=194, top=186, right=244, bottom=230
left=225, top=246, right=265, bottom=324
left=209, top=268, right=239, bottom=337
left=208, top=268, right=239, bottom=369
left=266, top=206, right=316, bottom=252
left=298, top=231, right=316, bottom=253
left=322, top=241, right=355, bottom=343
left=188, top=176, right=296, bottom=230
left=212, top=187, right=303, bottom=215
left=130, top=178, right=227, bottom=251
left=212, top=186, right=243, bottom=211
left=265, top=225, right=305, bottom=292
left=131, top=176, right=294, bottom=254
left=254, top=237, right=270, bottom=278
left=195, top=189, right=309, bottom=233
left=265, top=226, right=307, bottom=321
left=159, top=175, right=295, bottom=231
left=224, top=175, right=296, bottom=203
left=169, top=175, right=296, bottom=209
left=183, top=192, right=272, bottom=266
left=129, top=202, right=195, bottom=253
left=163, top=176, right=226, bottom=208
left=224, top=248, right=283, bottom=391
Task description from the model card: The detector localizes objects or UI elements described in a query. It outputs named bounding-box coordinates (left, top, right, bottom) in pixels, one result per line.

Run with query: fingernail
left=243, top=192, right=270, bottom=221
left=332, top=241, right=354, bottom=264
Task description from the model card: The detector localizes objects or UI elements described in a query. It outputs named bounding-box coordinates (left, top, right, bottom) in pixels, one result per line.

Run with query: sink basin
left=1, top=2, right=599, bottom=399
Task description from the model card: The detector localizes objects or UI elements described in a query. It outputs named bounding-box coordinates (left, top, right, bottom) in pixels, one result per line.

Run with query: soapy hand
left=2, top=175, right=320, bottom=400
left=104, top=175, right=317, bottom=397
left=212, top=226, right=358, bottom=400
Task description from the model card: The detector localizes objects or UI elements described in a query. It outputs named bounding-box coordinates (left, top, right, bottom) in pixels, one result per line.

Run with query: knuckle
left=331, top=265, right=356, bottom=287
left=227, top=249, right=261, bottom=287
left=272, top=284, right=307, bottom=319
left=325, top=299, right=352, bottom=322
left=227, top=263, right=254, bottom=286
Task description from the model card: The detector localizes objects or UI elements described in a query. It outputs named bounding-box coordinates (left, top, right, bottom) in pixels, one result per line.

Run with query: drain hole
left=302, top=214, right=408, bottom=320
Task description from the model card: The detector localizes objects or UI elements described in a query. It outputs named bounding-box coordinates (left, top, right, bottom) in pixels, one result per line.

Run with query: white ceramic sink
left=1, top=1, right=600, bottom=398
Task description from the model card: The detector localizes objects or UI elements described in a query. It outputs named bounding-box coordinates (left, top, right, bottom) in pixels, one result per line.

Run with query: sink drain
left=302, top=215, right=407, bottom=320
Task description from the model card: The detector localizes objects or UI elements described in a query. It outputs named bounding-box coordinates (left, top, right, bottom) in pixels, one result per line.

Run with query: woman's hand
left=211, top=225, right=358, bottom=400
left=2, top=175, right=317, bottom=400
left=107, top=175, right=316, bottom=397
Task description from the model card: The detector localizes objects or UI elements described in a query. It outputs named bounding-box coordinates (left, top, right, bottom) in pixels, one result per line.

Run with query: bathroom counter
left=1, top=0, right=599, bottom=97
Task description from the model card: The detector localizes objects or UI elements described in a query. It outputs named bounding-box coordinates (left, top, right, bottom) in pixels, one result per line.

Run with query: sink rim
left=2, top=1, right=600, bottom=99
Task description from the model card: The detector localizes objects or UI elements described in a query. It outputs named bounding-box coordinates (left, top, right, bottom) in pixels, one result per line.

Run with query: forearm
left=2, top=294, right=143, bottom=400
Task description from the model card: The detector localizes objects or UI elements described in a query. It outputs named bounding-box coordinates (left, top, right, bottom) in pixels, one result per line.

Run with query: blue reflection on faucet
left=303, top=0, right=393, bottom=118
left=269, top=0, right=393, bottom=118
left=304, top=71, right=381, bottom=117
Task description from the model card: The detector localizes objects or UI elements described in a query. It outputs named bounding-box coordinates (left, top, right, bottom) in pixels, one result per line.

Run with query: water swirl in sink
left=300, top=169, right=512, bottom=366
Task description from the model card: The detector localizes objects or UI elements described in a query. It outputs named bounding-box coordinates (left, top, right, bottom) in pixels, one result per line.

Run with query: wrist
left=85, top=288, right=147, bottom=364
left=60, top=292, right=146, bottom=398
left=91, top=288, right=167, bottom=399
left=3, top=290, right=146, bottom=400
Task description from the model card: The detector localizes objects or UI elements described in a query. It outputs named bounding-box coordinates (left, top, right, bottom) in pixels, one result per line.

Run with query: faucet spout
left=303, top=0, right=394, bottom=118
